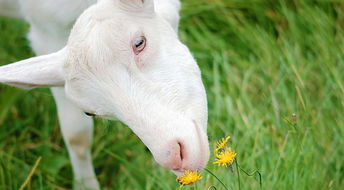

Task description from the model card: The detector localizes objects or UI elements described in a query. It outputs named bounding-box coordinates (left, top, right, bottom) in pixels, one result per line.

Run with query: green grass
left=0, top=0, right=343, bottom=189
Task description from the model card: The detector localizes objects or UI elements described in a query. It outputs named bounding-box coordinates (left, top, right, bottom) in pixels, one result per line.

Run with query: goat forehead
left=73, top=12, right=159, bottom=43
left=83, top=0, right=155, bottom=23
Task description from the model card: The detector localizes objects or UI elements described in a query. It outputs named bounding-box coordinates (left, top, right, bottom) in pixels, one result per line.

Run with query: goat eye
left=84, top=112, right=95, bottom=117
left=132, top=36, right=146, bottom=54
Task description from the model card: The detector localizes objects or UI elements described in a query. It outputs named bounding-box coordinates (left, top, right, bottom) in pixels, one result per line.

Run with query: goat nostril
left=163, top=140, right=187, bottom=171
left=177, top=141, right=184, bottom=162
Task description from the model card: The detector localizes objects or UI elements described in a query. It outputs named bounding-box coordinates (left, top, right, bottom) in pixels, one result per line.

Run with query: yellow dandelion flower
left=213, top=148, right=237, bottom=167
left=176, top=170, right=202, bottom=186
left=215, top=136, right=231, bottom=150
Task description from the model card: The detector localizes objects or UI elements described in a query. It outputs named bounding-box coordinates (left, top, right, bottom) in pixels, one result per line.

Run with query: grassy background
left=0, top=0, right=343, bottom=189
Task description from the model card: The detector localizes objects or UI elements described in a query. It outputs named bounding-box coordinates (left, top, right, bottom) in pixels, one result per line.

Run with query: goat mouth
left=172, top=169, right=184, bottom=176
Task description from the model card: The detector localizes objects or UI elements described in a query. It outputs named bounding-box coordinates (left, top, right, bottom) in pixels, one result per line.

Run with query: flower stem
left=204, top=168, right=230, bottom=190
left=235, top=159, right=262, bottom=189
left=208, top=186, right=218, bottom=190
left=194, top=183, right=197, bottom=190
left=234, top=159, right=241, bottom=190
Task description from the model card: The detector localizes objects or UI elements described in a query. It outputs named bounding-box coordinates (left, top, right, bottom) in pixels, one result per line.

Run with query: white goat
left=0, top=0, right=209, bottom=189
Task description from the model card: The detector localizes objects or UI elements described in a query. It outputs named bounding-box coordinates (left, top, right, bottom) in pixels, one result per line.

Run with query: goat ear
left=118, top=0, right=154, bottom=14
left=0, top=48, right=66, bottom=89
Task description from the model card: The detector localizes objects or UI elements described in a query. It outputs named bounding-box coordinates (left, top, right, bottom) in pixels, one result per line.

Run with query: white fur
left=0, top=0, right=208, bottom=189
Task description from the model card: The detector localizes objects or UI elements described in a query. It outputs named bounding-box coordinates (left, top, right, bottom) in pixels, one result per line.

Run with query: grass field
left=0, top=0, right=343, bottom=189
